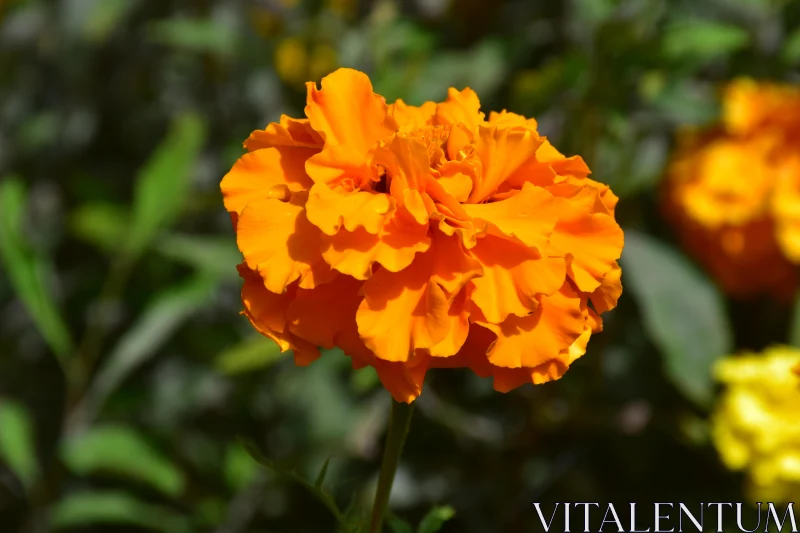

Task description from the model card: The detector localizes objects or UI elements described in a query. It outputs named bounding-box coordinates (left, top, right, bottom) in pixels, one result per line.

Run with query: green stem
left=369, top=399, right=414, bottom=533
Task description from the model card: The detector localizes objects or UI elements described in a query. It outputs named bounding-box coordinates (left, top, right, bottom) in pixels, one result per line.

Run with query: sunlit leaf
left=417, top=505, right=456, bottom=533
left=70, top=202, right=129, bottom=253
left=621, top=231, right=732, bottom=408
left=76, top=274, right=218, bottom=426
left=783, top=27, right=800, bottom=64
left=223, top=443, right=259, bottom=492
left=662, top=20, right=749, bottom=62
left=215, top=336, right=284, bottom=375
left=50, top=490, right=189, bottom=532
left=128, top=113, right=207, bottom=257
left=61, top=425, right=185, bottom=497
left=155, top=234, right=241, bottom=280
left=0, top=178, right=74, bottom=362
left=0, top=399, right=39, bottom=492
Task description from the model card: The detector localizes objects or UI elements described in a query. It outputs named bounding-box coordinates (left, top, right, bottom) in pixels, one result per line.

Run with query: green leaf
left=77, top=275, right=217, bottom=425
left=83, top=0, right=140, bottom=42
left=662, top=20, right=749, bottom=62
left=69, top=202, right=129, bottom=253
left=621, top=231, right=732, bottom=408
left=61, top=425, right=185, bottom=497
left=215, top=336, right=284, bottom=375
left=417, top=505, right=456, bottom=533
left=223, top=443, right=259, bottom=492
left=50, top=490, right=189, bottom=532
left=154, top=233, right=241, bottom=280
left=239, top=438, right=346, bottom=526
left=0, top=178, right=74, bottom=362
left=314, top=457, right=332, bottom=490
left=783, top=28, right=800, bottom=64
left=387, top=513, right=414, bottom=533
left=0, top=399, right=39, bottom=492
left=147, top=18, right=239, bottom=56
left=128, top=113, right=207, bottom=256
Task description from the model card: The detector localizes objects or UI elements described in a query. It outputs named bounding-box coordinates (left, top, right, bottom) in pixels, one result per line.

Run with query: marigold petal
left=428, top=286, right=472, bottom=358
left=304, top=68, right=396, bottom=184
left=244, top=115, right=324, bottom=151
left=320, top=221, right=431, bottom=279
left=469, top=234, right=566, bottom=323
left=590, top=261, right=622, bottom=314
left=436, top=162, right=474, bottom=203
left=306, top=182, right=395, bottom=235
left=548, top=189, right=624, bottom=292
left=467, top=125, right=544, bottom=203
left=389, top=99, right=437, bottom=131
left=462, top=182, right=557, bottom=252
left=435, top=87, right=485, bottom=128
left=479, top=284, right=585, bottom=369
left=356, top=232, right=481, bottom=362
left=488, top=110, right=539, bottom=130
left=238, top=264, right=320, bottom=365
left=237, top=194, right=334, bottom=293
left=221, top=147, right=316, bottom=215
left=287, top=275, right=362, bottom=349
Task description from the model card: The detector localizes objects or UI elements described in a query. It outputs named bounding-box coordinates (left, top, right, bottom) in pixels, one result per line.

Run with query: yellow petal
left=389, top=99, right=437, bottom=131
left=590, top=261, right=622, bottom=314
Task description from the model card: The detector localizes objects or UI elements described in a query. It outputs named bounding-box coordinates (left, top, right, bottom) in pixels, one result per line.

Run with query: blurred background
left=1, top=0, right=800, bottom=531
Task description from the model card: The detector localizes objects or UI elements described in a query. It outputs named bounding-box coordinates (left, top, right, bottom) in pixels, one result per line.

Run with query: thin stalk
left=368, top=399, right=414, bottom=533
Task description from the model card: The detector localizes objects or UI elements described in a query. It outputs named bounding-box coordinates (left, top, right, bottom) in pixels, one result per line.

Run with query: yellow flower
left=221, top=68, right=624, bottom=402
left=711, top=347, right=800, bottom=503
left=662, top=78, right=800, bottom=299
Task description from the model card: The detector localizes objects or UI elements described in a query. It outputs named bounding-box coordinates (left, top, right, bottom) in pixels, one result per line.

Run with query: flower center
left=403, top=125, right=451, bottom=166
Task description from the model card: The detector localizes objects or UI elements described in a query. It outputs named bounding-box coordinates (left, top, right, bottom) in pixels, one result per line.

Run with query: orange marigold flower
left=221, top=68, right=624, bottom=402
left=662, top=79, right=800, bottom=299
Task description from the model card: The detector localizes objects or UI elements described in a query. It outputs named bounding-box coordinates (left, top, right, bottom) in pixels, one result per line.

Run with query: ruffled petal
left=286, top=275, right=362, bottom=349
left=589, top=261, right=622, bottom=314
left=221, top=147, right=316, bottom=215
left=237, top=194, right=335, bottom=293
left=389, top=99, right=437, bottom=131
left=356, top=231, right=482, bottom=362
left=305, top=182, right=395, bottom=235
left=238, top=264, right=320, bottom=365
left=469, top=234, right=567, bottom=323
left=467, top=125, right=544, bottom=203
left=244, top=115, right=324, bottom=151
left=479, top=284, right=585, bottom=369
left=320, top=220, right=431, bottom=280
left=462, top=182, right=558, bottom=251
left=548, top=188, right=624, bottom=292
left=304, top=68, right=397, bottom=185
left=435, top=87, right=485, bottom=128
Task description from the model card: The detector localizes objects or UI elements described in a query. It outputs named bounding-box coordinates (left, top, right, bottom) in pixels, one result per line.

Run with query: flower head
left=662, top=79, right=800, bottom=299
left=711, top=347, right=800, bottom=503
left=221, top=68, right=624, bottom=402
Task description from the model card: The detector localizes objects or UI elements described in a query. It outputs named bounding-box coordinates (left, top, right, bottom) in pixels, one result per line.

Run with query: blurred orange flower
left=663, top=79, right=800, bottom=299
left=221, top=68, right=624, bottom=402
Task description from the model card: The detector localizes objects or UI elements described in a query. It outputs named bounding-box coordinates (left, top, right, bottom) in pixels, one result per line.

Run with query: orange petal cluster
left=221, top=68, right=624, bottom=402
left=662, top=79, right=800, bottom=300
